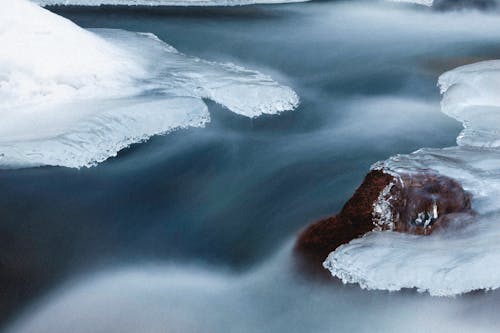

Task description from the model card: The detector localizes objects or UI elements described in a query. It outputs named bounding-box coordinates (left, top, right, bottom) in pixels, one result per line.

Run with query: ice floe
left=324, top=60, right=500, bottom=296
left=0, top=0, right=298, bottom=168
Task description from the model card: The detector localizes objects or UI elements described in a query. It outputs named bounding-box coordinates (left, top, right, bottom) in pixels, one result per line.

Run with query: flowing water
left=2, top=1, right=500, bottom=331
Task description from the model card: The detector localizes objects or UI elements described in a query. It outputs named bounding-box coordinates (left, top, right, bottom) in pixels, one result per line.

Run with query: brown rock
left=388, top=173, right=472, bottom=235
left=295, top=169, right=473, bottom=266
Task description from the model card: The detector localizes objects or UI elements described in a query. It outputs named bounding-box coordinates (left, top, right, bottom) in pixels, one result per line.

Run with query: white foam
left=0, top=0, right=298, bottom=168
left=323, top=61, right=500, bottom=296
left=33, top=0, right=308, bottom=7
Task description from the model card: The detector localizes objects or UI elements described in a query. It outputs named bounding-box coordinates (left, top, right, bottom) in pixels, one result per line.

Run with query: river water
left=2, top=1, right=500, bottom=332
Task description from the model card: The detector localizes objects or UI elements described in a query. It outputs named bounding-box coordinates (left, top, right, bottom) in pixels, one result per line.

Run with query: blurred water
left=3, top=1, right=500, bottom=330
left=6, top=243, right=500, bottom=333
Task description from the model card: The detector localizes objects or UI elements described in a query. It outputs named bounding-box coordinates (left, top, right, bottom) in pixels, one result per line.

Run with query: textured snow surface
left=33, top=0, right=308, bottom=6
left=439, top=60, right=500, bottom=148
left=324, top=61, right=500, bottom=296
left=0, top=0, right=298, bottom=168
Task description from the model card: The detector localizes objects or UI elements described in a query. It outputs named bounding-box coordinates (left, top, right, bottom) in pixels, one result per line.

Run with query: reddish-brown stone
left=295, top=169, right=473, bottom=267
left=390, top=173, right=472, bottom=235
left=295, top=170, right=392, bottom=263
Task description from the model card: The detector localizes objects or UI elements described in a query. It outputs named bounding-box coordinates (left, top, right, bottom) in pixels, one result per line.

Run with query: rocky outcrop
left=295, top=169, right=472, bottom=265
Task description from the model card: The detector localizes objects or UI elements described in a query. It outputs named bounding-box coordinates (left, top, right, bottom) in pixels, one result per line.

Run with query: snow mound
left=0, top=0, right=298, bottom=168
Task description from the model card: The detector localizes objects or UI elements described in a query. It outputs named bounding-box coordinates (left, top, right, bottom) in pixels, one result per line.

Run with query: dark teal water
left=4, top=1, right=500, bottom=330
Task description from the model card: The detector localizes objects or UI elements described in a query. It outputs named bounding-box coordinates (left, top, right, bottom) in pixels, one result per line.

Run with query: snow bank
left=0, top=0, right=298, bottom=168
left=0, top=0, right=144, bottom=108
left=33, top=0, right=308, bottom=7
left=323, top=61, right=500, bottom=296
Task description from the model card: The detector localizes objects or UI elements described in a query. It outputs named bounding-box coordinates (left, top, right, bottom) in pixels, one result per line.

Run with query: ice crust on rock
left=323, top=60, right=500, bottom=296
left=372, top=179, right=398, bottom=231
left=0, top=0, right=298, bottom=168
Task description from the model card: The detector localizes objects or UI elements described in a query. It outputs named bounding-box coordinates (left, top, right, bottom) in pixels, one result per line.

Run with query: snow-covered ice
left=324, top=60, right=500, bottom=296
left=0, top=0, right=298, bottom=168
left=33, top=0, right=308, bottom=7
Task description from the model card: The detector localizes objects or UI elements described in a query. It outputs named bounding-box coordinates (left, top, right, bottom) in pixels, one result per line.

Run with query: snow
left=0, top=0, right=298, bottom=168
left=0, top=0, right=144, bottom=108
left=439, top=60, right=500, bottom=148
left=323, top=60, right=500, bottom=296
left=33, top=0, right=308, bottom=7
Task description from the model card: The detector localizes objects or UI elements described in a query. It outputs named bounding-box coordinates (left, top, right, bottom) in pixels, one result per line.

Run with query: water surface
left=3, top=1, right=500, bottom=331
